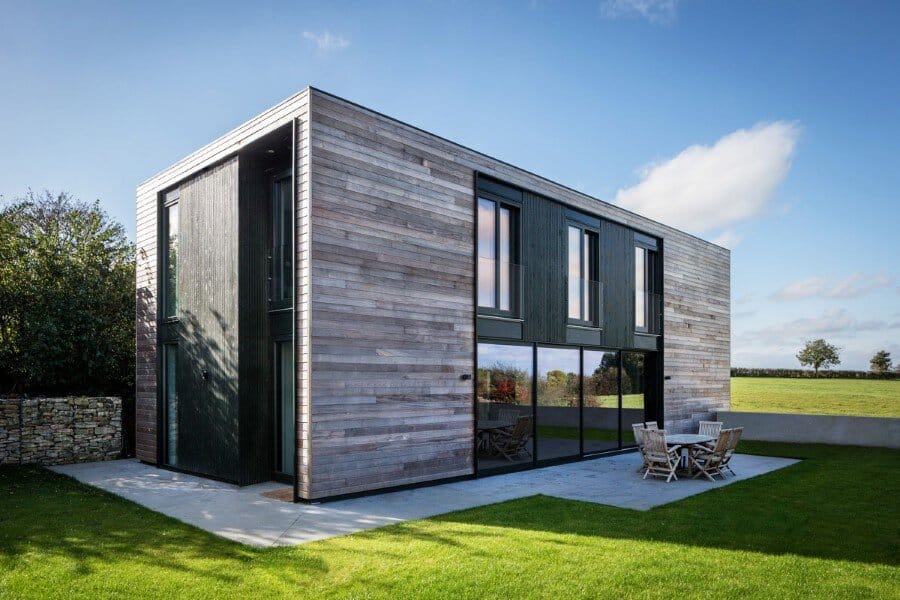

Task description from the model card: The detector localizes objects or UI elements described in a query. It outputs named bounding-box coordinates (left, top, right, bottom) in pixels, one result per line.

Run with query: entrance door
left=274, top=341, right=295, bottom=477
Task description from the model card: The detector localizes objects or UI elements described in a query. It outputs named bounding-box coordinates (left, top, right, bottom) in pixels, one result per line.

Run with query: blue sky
left=1, top=1, right=897, bottom=369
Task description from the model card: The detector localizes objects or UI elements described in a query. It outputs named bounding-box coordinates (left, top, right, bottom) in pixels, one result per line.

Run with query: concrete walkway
left=51, top=452, right=798, bottom=547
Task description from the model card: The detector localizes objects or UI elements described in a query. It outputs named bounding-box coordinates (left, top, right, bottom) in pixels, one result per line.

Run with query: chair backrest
left=727, top=427, right=743, bottom=452
left=499, top=409, right=518, bottom=426
left=711, top=429, right=730, bottom=455
left=698, top=421, right=723, bottom=437
left=643, top=428, right=668, bottom=455
left=632, top=423, right=646, bottom=446
left=510, top=415, right=533, bottom=440
left=644, top=421, right=659, bottom=430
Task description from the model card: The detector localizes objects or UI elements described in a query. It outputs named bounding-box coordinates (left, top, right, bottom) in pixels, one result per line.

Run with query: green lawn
left=731, top=377, right=900, bottom=417
left=1, top=443, right=897, bottom=598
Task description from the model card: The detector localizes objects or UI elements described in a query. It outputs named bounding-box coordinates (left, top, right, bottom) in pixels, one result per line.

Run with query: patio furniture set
left=633, top=421, right=743, bottom=483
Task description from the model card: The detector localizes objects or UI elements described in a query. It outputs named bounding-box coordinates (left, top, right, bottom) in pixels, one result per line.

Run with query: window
left=635, top=243, right=659, bottom=333
left=270, top=174, right=293, bottom=305
left=568, top=225, right=598, bottom=325
left=274, top=340, right=294, bottom=476
left=162, top=190, right=179, bottom=319
left=163, top=343, right=178, bottom=467
left=477, top=197, right=518, bottom=314
left=476, top=343, right=533, bottom=473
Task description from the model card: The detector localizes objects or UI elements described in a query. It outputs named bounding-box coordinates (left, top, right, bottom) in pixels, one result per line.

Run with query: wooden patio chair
left=632, top=423, right=650, bottom=473
left=644, top=421, right=659, bottom=430
left=698, top=421, right=723, bottom=437
left=720, top=427, right=743, bottom=477
left=498, top=408, right=519, bottom=429
left=642, top=429, right=681, bottom=483
left=690, top=429, right=730, bottom=482
left=490, top=415, right=533, bottom=462
left=697, top=421, right=723, bottom=450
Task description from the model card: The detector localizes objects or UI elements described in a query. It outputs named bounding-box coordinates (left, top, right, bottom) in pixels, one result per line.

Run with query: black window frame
left=566, top=222, right=600, bottom=328
left=161, top=189, right=180, bottom=321
left=476, top=194, right=521, bottom=318
left=268, top=169, right=293, bottom=311
left=634, top=235, right=659, bottom=334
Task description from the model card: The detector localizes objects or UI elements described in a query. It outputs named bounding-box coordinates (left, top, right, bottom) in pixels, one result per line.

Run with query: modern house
left=135, top=87, right=730, bottom=501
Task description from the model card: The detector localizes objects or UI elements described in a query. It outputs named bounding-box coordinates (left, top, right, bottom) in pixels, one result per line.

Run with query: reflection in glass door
left=536, top=346, right=580, bottom=461
left=476, top=343, right=533, bottom=473
left=582, top=350, right=620, bottom=454
left=275, top=341, right=295, bottom=477
left=621, top=352, right=646, bottom=445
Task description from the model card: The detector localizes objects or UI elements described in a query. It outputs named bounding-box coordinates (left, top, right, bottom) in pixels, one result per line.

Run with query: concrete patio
left=51, top=452, right=798, bottom=547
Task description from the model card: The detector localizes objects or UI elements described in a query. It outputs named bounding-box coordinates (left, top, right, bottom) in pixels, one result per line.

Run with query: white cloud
left=599, top=0, right=679, bottom=24
left=738, top=308, right=897, bottom=345
left=773, top=272, right=895, bottom=301
left=710, top=229, right=742, bottom=249
left=613, top=121, right=800, bottom=238
left=302, top=31, right=350, bottom=52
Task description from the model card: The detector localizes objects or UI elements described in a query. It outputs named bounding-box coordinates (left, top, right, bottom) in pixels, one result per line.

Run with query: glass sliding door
left=163, top=343, right=178, bottom=467
left=274, top=341, right=295, bottom=477
left=536, top=346, right=580, bottom=461
left=582, top=350, right=620, bottom=454
left=621, top=352, right=646, bottom=445
left=476, top=343, right=533, bottom=473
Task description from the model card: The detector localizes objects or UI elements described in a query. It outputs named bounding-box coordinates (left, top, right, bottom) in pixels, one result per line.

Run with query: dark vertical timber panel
left=238, top=154, right=273, bottom=485
left=522, top=191, right=566, bottom=344
left=598, top=221, right=635, bottom=349
left=177, top=158, right=240, bottom=482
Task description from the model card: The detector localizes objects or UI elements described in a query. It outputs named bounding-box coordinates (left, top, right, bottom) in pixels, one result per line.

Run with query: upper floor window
left=477, top=197, right=518, bottom=315
left=162, top=190, right=179, bottom=319
left=270, top=173, right=293, bottom=306
left=567, top=225, right=599, bottom=325
left=635, top=243, right=659, bottom=333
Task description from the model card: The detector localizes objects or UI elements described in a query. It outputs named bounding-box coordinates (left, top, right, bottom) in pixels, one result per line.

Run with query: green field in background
left=731, top=377, right=899, bottom=418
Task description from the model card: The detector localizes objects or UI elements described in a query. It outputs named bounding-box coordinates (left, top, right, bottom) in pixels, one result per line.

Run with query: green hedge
left=731, top=368, right=898, bottom=380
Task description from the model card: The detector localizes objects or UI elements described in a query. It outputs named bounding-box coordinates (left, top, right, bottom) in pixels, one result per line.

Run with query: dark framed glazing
left=477, top=195, right=521, bottom=318
left=161, top=189, right=179, bottom=320
left=567, top=223, right=600, bottom=327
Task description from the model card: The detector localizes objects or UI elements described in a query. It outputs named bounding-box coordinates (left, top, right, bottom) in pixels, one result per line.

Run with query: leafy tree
left=796, top=339, right=841, bottom=376
left=869, top=350, right=893, bottom=375
left=0, top=190, right=134, bottom=397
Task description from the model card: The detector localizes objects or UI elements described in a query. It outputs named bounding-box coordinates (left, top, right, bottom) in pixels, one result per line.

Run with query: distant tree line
left=731, top=368, right=897, bottom=380
left=732, top=340, right=899, bottom=379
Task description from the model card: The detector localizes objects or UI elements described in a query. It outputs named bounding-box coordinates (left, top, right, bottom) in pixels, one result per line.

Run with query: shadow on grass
left=427, top=442, right=900, bottom=567
left=0, top=467, right=326, bottom=586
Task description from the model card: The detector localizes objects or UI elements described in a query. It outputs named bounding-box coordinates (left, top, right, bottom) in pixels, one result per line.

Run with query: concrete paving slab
left=50, top=452, right=798, bottom=547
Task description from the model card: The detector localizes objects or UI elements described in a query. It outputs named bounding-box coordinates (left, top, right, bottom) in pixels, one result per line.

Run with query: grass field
left=731, top=377, right=900, bottom=418
left=1, top=442, right=897, bottom=598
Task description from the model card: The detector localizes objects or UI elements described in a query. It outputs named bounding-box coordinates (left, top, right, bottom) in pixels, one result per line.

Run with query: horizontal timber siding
left=308, top=93, right=475, bottom=498
left=307, top=88, right=729, bottom=499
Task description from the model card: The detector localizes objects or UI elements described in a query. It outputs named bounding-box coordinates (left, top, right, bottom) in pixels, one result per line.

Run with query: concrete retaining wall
left=717, top=410, right=899, bottom=449
left=0, top=397, right=122, bottom=465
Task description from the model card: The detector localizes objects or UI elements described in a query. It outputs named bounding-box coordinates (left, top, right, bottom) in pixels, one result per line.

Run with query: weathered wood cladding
left=306, top=88, right=729, bottom=499
left=137, top=86, right=729, bottom=499
left=175, top=158, right=241, bottom=481
left=135, top=90, right=310, bottom=467
left=307, top=93, right=475, bottom=499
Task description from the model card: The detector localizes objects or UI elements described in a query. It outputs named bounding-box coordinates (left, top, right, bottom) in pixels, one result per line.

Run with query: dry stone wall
left=0, top=397, right=121, bottom=466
